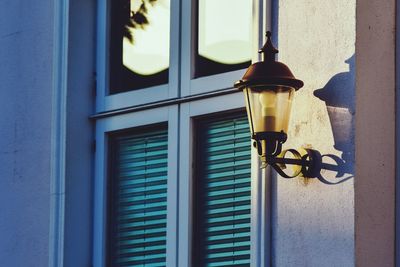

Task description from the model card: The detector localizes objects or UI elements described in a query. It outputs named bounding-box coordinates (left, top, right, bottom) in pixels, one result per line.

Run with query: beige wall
left=272, top=0, right=356, bottom=266
left=271, top=0, right=397, bottom=265
left=355, top=0, right=396, bottom=266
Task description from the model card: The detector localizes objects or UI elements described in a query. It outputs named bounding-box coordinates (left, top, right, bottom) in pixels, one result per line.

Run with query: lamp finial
left=259, top=31, right=278, bottom=61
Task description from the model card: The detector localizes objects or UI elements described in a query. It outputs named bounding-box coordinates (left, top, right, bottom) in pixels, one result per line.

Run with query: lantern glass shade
left=244, top=85, right=295, bottom=135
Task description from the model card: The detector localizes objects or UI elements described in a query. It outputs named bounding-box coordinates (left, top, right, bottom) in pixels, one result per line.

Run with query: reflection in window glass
left=195, top=0, right=252, bottom=78
left=110, top=0, right=170, bottom=94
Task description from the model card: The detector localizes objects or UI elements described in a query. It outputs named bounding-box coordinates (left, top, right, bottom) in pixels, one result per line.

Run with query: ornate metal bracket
left=266, top=148, right=322, bottom=178
left=253, top=138, right=322, bottom=178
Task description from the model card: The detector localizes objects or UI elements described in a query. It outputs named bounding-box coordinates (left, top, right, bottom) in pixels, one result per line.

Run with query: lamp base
left=252, top=131, right=287, bottom=157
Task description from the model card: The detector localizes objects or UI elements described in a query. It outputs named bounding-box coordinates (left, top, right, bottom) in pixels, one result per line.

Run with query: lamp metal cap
left=235, top=31, right=304, bottom=90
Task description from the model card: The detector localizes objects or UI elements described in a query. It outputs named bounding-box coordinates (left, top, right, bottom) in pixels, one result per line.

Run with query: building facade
left=0, top=0, right=396, bottom=266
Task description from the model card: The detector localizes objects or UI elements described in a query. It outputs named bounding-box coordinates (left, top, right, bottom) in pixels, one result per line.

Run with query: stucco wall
left=0, top=1, right=54, bottom=266
left=355, top=1, right=396, bottom=266
left=272, top=1, right=355, bottom=266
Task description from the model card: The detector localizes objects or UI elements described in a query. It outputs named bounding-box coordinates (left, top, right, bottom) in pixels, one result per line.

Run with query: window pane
left=195, top=0, right=252, bottom=78
left=110, top=0, right=170, bottom=94
left=108, top=126, right=168, bottom=266
left=193, top=114, right=251, bottom=266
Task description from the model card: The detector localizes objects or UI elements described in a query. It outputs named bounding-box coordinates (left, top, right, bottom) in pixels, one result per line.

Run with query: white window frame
left=180, top=0, right=252, bottom=97
left=250, top=1, right=273, bottom=265
left=93, top=0, right=272, bottom=266
left=177, top=92, right=267, bottom=266
left=96, top=0, right=180, bottom=112
left=93, top=105, right=179, bottom=267
left=177, top=0, right=272, bottom=264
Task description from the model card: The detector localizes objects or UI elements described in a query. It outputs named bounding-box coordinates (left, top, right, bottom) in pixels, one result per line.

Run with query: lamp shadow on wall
left=312, top=53, right=355, bottom=185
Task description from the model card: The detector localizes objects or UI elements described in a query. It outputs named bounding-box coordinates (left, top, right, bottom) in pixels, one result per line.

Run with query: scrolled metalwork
left=263, top=148, right=322, bottom=179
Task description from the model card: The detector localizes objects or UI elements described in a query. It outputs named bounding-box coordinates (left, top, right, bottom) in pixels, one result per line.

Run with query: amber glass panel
left=244, top=86, right=295, bottom=134
left=109, top=0, right=170, bottom=94
left=195, top=0, right=252, bottom=78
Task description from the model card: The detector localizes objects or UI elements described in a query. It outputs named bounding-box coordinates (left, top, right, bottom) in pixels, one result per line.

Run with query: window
left=107, top=126, right=168, bottom=266
left=93, top=107, right=179, bottom=266
left=109, top=0, right=171, bottom=93
left=181, top=0, right=254, bottom=96
left=195, top=0, right=252, bottom=78
left=96, top=0, right=180, bottom=111
left=177, top=95, right=253, bottom=266
left=193, top=115, right=251, bottom=266
left=94, top=0, right=268, bottom=266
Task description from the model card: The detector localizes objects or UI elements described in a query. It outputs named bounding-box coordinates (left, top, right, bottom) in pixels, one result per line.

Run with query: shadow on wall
left=313, top=53, right=355, bottom=184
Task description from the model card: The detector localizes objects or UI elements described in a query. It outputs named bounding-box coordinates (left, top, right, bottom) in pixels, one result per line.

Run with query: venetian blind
left=194, top=115, right=251, bottom=266
left=108, top=127, right=168, bottom=266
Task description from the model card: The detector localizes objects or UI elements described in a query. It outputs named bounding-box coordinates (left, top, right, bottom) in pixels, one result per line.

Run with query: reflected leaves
left=110, top=0, right=169, bottom=92
left=123, top=0, right=159, bottom=43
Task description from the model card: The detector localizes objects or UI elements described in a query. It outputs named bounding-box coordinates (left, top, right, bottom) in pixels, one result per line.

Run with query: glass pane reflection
left=196, top=0, right=252, bottom=78
left=110, top=0, right=170, bottom=94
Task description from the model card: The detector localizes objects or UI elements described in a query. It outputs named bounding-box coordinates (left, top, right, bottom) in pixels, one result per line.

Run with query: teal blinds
left=194, top=115, right=251, bottom=267
left=108, top=127, right=168, bottom=267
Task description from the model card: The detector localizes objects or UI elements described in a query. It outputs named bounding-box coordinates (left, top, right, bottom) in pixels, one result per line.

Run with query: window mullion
left=166, top=105, right=180, bottom=266
left=250, top=0, right=273, bottom=266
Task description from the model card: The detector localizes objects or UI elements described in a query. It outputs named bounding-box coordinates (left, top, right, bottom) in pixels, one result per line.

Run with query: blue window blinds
left=108, top=126, right=168, bottom=266
left=193, top=114, right=251, bottom=266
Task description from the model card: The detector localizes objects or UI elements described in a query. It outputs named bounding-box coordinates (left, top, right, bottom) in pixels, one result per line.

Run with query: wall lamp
left=235, top=32, right=320, bottom=178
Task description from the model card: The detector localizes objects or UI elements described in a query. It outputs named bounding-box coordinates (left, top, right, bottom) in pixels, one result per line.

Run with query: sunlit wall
left=272, top=0, right=355, bottom=266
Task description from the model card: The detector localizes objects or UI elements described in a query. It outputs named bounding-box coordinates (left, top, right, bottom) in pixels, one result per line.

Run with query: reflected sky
left=198, top=0, right=252, bottom=64
left=123, top=0, right=170, bottom=75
